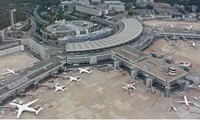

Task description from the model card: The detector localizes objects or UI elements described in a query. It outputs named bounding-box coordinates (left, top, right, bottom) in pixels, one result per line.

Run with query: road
left=33, top=5, right=48, bottom=24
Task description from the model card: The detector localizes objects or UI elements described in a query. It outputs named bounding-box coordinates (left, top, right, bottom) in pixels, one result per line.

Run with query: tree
left=128, top=11, right=133, bottom=15
left=197, top=5, right=200, bottom=13
left=185, top=6, right=193, bottom=13
left=146, top=5, right=153, bottom=10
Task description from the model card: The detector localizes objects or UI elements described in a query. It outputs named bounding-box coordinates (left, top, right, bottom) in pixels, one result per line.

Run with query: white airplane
left=78, top=67, right=91, bottom=74
left=185, top=25, right=192, bottom=31
left=55, top=83, right=66, bottom=92
left=9, top=99, right=43, bottom=119
left=122, top=83, right=136, bottom=90
left=168, top=24, right=174, bottom=29
left=177, top=95, right=193, bottom=109
left=179, top=62, right=192, bottom=67
left=1, top=67, right=17, bottom=75
left=68, top=76, right=81, bottom=82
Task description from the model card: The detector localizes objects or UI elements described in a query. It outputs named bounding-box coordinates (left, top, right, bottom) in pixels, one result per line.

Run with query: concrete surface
left=0, top=52, right=40, bottom=80
left=1, top=68, right=200, bottom=119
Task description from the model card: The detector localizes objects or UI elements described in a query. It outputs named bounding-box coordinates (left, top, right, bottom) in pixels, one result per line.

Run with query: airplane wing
left=193, top=103, right=200, bottom=108
left=86, top=67, right=90, bottom=70
left=24, top=99, right=39, bottom=107
left=122, top=83, right=127, bottom=86
left=13, top=73, right=18, bottom=75
left=177, top=100, right=194, bottom=104
left=132, top=87, right=136, bottom=90
left=0, top=106, right=11, bottom=108
left=17, top=108, right=23, bottom=118
left=122, top=86, right=127, bottom=89
left=55, top=88, right=58, bottom=92
left=187, top=101, right=194, bottom=104
left=0, top=72, right=9, bottom=75
left=70, top=79, right=78, bottom=82
left=177, top=101, right=185, bottom=103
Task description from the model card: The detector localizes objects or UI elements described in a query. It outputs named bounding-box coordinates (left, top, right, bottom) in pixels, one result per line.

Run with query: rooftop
left=112, top=46, right=148, bottom=62
left=134, top=57, right=188, bottom=82
left=104, top=1, right=123, bottom=4
left=66, top=18, right=143, bottom=52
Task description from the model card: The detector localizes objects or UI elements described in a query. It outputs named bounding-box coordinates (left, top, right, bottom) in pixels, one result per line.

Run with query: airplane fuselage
left=68, top=76, right=80, bottom=82
left=55, top=86, right=65, bottom=92
left=184, top=95, right=189, bottom=108
left=10, top=103, right=37, bottom=113
left=79, top=68, right=91, bottom=74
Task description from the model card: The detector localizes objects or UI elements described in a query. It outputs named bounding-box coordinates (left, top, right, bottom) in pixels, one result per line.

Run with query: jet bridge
left=0, top=59, right=66, bottom=104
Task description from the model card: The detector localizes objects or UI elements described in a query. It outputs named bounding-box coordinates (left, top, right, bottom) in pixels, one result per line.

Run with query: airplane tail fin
left=185, top=105, right=189, bottom=110
left=36, top=107, right=43, bottom=115
left=63, top=88, right=67, bottom=91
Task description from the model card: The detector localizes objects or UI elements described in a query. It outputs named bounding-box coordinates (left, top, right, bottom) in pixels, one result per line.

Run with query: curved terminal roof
left=66, top=18, right=143, bottom=52
left=46, top=20, right=93, bottom=33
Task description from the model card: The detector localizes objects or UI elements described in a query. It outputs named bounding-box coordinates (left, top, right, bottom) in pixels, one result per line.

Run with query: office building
left=136, top=0, right=154, bottom=7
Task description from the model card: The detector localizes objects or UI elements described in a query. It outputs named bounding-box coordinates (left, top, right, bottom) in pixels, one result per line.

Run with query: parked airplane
left=168, top=24, right=174, bottom=29
left=55, top=83, right=66, bottom=92
left=185, top=25, right=192, bottom=31
left=179, top=62, right=192, bottom=67
left=68, top=76, right=81, bottom=82
left=78, top=68, right=91, bottom=74
left=0, top=67, right=17, bottom=75
left=177, top=95, right=193, bottom=109
left=9, top=99, right=43, bottom=118
left=122, top=83, right=136, bottom=91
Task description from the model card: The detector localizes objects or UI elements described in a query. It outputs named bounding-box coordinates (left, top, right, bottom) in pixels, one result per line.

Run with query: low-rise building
left=104, top=1, right=125, bottom=12
left=59, top=1, right=75, bottom=12
left=73, top=0, right=90, bottom=6
left=75, top=5, right=102, bottom=16
left=91, top=0, right=102, bottom=5
left=75, top=5, right=108, bottom=16
left=136, top=0, right=154, bottom=8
